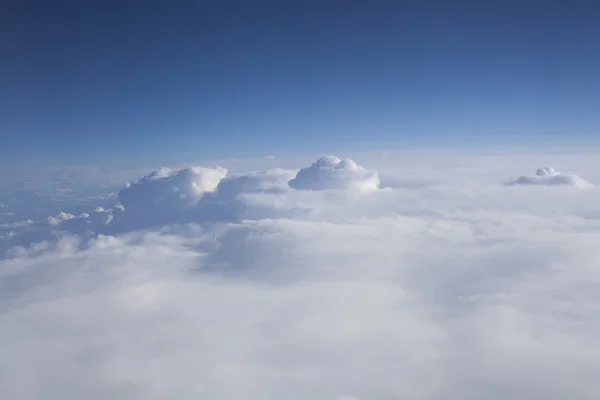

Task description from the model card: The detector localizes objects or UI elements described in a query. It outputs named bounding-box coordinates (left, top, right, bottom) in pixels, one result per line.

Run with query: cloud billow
left=289, top=156, right=380, bottom=192
left=507, top=166, right=594, bottom=188
left=110, top=156, right=378, bottom=229
left=117, top=166, right=227, bottom=211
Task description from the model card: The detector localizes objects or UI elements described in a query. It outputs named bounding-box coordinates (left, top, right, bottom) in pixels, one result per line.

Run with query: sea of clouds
left=1, top=149, right=600, bottom=399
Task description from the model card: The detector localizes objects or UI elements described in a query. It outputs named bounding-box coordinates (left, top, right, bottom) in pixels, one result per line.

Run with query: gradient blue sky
left=2, top=0, right=600, bottom=167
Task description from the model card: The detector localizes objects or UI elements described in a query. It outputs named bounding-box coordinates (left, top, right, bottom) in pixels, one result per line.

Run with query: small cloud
left=289, top=156, right=380, bottom=192
left=507, top=166, right=594, bottom=188
left=47, top=212, right=77, bottom=225
left=0, top=219, right=34, bottom=229
left=82, top=193, right=117, bottom=202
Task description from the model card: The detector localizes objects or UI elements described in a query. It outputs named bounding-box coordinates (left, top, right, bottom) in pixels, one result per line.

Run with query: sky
left=2, top=0, right=600, bottom=167
left=4, top=2, right=600, bottom=397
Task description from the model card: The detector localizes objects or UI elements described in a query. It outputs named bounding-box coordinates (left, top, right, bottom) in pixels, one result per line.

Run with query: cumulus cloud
left=289, top=156, right=380, bottom=192
left=192, top=168, right=320, bottom=222
left=3, top=151, right=600, bottom=399
left=118, top=166, right=228, bottom=211
left=507, top=166, right=594, bottom=188
left=111, top=156, right=375, bottom=229
left=110, top=166, right=227, bottom=230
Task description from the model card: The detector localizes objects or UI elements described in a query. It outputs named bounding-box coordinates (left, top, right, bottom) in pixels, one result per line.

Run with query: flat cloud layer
left=2, top=152, right=600, bottom=399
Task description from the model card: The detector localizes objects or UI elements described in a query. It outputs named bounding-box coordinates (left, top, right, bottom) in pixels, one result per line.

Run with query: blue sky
left=2, top=0, right=600, bottom=167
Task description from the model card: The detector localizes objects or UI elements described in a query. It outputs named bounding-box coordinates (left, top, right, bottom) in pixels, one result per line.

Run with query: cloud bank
left=2, top=152, right=600, bottom=399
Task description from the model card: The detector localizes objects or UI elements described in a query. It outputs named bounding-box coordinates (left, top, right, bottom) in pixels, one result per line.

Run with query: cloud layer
left=2, top=152, right=600, bottom=399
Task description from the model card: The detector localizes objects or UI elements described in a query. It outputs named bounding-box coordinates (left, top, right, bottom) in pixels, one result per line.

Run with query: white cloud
left=0, top=219, right=35, bottom=229
left=109, top=166, right=227, bottom=230
left=47, top=212, right=77, bottom=225
left=193, top=168, right=306, bottom=222
left=507, top=166, right=594, bottom=188
left=2, top=151, right=600, bottom=399
left=2, top=209, right=600, bottom=399
left=110, top=157, right=376, bottom=229
left=118, top=166, right=228, bottom=211
left=81, top=193, right=117, bottom=202
left=289, top=156, right=380, bottom=192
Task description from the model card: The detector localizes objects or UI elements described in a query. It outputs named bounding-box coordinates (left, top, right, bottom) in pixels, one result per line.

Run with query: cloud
left=110, top=166, right=227, bottom=230
left=0, top=219, right=34, bottom=230
left=0, top=209, right=115, bottom=256
left=507, top=166, right=594, bottom=188
left=111, top=157, right=375, bottom=229
left=1, top=155, right=380, bottom=246
left=47, top=212, right=77, bottom=225
left=54, top=187, right=74, bottom=194
left=2, top=204, right=600, bottom=399
left=3, top=151, right=600, bottom=399
left=193, top=168, right=313, bottom=222
left=110, top=167, right=293, bottom=229
left=118, top=166, right=228, bottom=211
left=81, top=193, right=117, bottom=202
left=289, top=156, right=380, bottom=192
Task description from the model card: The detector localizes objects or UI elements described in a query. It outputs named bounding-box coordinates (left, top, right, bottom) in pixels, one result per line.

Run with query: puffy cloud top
left=106, top=166, right=228, bottom=231
left=508, top=166, right=593, bottom=188
left=118, top=166, right=228, bottom=212
left=288, top=156, right=380, bottom=192
left=110, top=157, right=379, bottom=230
left=535, top=166, right=557, bottom=176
